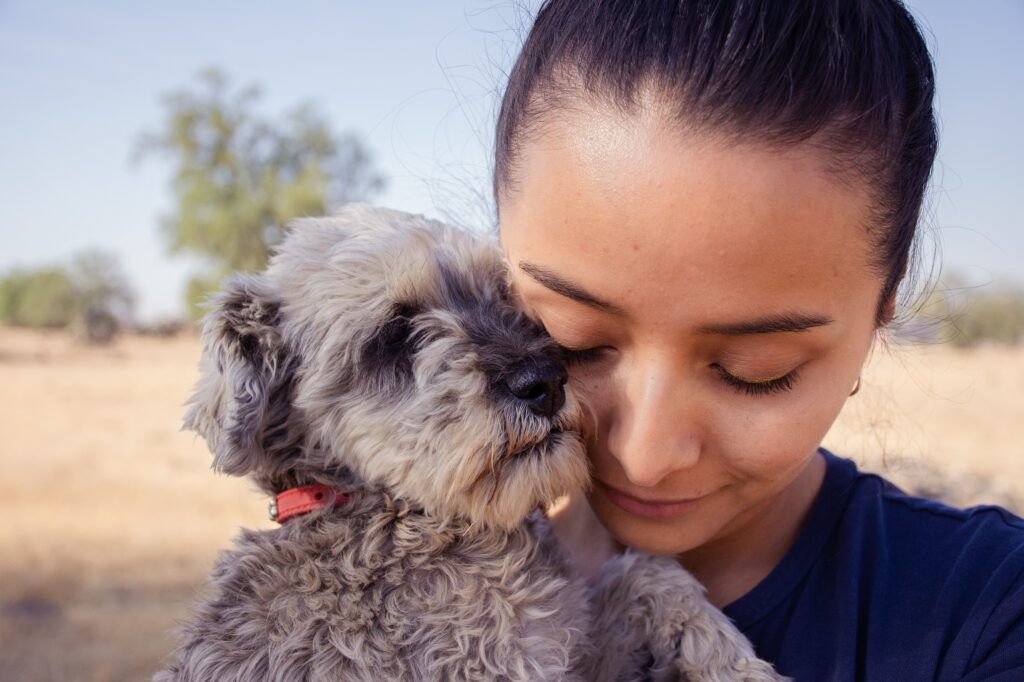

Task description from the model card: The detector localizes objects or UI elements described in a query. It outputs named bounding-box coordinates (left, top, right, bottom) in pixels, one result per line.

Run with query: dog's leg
left=588, top=552, right=788, bottom=682
left=585, top=552, right=677, bottom=682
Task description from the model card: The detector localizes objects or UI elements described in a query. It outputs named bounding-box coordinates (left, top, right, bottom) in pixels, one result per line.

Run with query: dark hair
left=494, top=0, right=938, bottom=326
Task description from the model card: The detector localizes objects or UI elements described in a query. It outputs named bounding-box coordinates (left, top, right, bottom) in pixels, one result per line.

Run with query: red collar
left=269, top=484, right=352, bottom=523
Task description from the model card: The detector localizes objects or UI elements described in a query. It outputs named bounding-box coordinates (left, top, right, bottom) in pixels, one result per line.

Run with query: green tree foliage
left=0, top=268, right=77, bottom=328
left=946, top=284, right=1024, bottom=347
left=914, top=276, right=1024, bottom=347
left=67, top=250, right=136, bottom=343
left=135, top=68, right=385, bottom=318
left=0, top=250, right=135, bottom=342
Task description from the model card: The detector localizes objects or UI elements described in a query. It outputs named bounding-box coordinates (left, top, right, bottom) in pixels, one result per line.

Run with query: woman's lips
left=596, top=480, right=704, bottom=519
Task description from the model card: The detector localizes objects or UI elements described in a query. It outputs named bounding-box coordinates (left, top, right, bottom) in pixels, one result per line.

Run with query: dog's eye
left=364, top=304, right=419, bottom=379
left=377, top=306, right=416, bottom=350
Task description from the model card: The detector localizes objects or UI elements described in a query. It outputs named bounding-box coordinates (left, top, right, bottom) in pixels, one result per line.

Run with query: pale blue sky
left=1, top=1, right=1021, bottom=321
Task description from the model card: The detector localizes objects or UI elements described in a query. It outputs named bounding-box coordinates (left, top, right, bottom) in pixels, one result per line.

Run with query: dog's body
left=156, top=204, right=783, bottom=681
left=161, top=477, right=594, bottom=680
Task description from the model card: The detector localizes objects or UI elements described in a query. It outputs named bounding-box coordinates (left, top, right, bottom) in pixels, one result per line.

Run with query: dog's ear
left=185, top=274, right=299, bottom=476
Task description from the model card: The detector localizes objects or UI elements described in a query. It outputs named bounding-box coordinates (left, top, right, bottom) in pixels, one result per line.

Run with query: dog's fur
left=156, top=204, right=783, bottom=681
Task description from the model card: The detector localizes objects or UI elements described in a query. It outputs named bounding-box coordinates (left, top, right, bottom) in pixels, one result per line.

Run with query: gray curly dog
left=155, top=204, right=784, bottom=681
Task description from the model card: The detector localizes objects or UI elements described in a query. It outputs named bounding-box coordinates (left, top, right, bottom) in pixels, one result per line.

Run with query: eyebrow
left=518, top=261, right=832, bottom=334
left=519, top=261, right=626, bottom=315
left=698, top=313, right=834, bottom=335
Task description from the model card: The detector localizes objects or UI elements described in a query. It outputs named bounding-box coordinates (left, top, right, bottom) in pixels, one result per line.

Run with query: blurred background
left=0, top=1, right=1021, bottom=679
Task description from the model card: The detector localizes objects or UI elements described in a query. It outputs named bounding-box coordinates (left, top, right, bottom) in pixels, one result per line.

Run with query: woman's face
left=499, top=105, right=884, bottom=557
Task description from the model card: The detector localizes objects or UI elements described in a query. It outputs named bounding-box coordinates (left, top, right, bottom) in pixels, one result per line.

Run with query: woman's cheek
left=567, top=365, right=618, bottom=447
left=708, top=375, right=843, bottom=484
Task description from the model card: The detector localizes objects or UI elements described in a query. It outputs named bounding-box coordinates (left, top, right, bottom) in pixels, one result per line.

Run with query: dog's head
left=186, top=203, right=590, bottom=530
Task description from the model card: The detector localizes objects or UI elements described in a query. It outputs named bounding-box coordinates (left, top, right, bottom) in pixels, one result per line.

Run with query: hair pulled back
left=494, top=0, right=938, bottom=326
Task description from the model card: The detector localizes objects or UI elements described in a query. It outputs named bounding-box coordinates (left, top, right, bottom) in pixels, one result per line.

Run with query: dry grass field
left=0, top=326, right=1021, bottom=681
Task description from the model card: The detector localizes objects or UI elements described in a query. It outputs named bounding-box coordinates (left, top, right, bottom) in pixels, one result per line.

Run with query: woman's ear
left=184, top=274, right=298, bottom=476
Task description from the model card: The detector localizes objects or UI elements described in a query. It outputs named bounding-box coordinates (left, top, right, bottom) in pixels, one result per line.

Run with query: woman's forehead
left=499, top=112, right=883, bottom=330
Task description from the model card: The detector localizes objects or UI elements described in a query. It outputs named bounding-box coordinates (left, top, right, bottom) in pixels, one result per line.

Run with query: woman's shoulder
left=834, top=449, right=1024, bottom=550
left=832, top=449, right=1024, bottom=614
left=727, top=449, right=1024, bottom=681
left=829, top=450, right=1024, bottom=679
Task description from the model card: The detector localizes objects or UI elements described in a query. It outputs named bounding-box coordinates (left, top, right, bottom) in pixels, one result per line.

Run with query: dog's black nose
left=504, top=357, right=567, bottom=418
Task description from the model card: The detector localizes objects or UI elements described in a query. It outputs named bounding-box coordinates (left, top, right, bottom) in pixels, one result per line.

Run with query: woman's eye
left=713, top=364, right=799, bottom=396
left=557, top=344, right=608, bottom=366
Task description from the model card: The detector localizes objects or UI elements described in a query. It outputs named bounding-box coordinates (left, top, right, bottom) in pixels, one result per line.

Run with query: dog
left=155, top=203, right=783, bottom=681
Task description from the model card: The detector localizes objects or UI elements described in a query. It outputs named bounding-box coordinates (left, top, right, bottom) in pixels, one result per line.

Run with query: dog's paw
left=593, top=552, right=788, bottom=682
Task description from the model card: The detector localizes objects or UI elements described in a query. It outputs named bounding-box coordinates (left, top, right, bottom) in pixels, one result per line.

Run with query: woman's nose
left=608, top=358, right=703, bottom=488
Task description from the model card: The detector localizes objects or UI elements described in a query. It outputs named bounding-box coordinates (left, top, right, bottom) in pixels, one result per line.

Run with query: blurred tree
left=0, top=250, right=135, bottom=343
left=0, top=268, right=77, bottom=328
left=946, top=284, right=1024, bottom=347
left=134, top=68, right=385, bottom=319
left=910, top=274, right=1024, bottom=347
left=67, top=250, right=136, bottom=343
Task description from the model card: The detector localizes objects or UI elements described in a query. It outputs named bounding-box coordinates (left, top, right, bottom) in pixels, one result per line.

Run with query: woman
left=493, top=1, right=1024, bottom=679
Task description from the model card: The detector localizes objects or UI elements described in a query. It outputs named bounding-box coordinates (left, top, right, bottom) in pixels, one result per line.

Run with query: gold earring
left=850, top=376, right=861, bottom=396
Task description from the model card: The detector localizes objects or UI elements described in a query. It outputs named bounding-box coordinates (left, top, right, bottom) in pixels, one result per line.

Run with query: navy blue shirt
left=724, top=448, right=1024, bottom=681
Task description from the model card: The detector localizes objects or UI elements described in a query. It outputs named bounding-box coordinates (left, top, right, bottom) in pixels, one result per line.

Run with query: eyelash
left=558, top=345, right=799, bottom=397
left=557, top=345, right=607, bottom=366
left=714, top=364, right=799, bottom=396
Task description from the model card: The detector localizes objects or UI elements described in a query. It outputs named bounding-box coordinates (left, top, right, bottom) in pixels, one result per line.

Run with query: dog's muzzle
left=500, top=357, right=568, bottom=418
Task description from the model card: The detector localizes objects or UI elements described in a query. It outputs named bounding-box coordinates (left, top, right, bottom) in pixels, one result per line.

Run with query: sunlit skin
left=498, top=102, right=887, bottom=607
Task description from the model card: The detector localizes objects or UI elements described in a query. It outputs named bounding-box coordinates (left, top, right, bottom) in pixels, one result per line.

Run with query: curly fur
left=156, top=204, right=784, bottom=681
